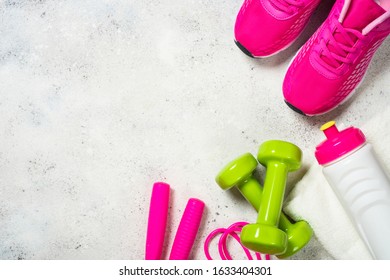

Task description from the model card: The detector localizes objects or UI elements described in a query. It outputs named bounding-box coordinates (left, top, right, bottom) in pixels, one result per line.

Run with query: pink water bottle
left=315, top=121, right=390, bottom=259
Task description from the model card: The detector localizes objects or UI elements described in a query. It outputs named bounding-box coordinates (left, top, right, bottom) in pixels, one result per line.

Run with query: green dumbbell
left=216, top=152, right=312, bottom=258
left=240, top=140, right=308, bottom=256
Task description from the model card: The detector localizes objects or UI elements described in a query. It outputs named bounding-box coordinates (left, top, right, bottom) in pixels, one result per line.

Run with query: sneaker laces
left=317, top=19, right=365, bottom=73
left=271, top=0, right=305, bottom=15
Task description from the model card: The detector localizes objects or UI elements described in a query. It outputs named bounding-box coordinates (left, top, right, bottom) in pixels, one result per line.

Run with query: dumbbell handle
left=257, top=162, right=288, bottom=225
left=238, top=177, right=262, bottom=210
left=237, top=175, right=293, bottom=232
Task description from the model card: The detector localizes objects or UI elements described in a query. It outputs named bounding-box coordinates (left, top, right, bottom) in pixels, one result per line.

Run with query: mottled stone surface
left=0, top=0, right=388, bottom=259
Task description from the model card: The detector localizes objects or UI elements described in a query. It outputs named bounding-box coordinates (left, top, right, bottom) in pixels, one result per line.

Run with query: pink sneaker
left=283, top=0, right=390, bottom=116
left=234, top=0, right=322, bottom=58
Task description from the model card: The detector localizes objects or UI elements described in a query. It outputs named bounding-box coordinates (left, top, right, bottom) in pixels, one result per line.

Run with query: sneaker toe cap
left=283, top=60, right=345, bottom=116
left=234, top=1, right=299, bottom=57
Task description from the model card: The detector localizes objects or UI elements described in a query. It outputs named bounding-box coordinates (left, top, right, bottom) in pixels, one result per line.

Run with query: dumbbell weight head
left=257, top=140, right=302, bottom=172
left=241, top=223, right=288, bottom=255
left=278, top=219, right=313, bottom=259
left=215, top=153, right=265, bottom=211
left=215, top=153, right=258, bottom=190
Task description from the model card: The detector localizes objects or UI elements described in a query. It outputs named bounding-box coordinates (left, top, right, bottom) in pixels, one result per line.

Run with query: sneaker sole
left=234, top=36, right=300, bottom=59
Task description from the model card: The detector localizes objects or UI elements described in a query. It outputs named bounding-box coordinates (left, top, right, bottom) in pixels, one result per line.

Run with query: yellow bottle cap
left=320, top=121, right=336, bottom=131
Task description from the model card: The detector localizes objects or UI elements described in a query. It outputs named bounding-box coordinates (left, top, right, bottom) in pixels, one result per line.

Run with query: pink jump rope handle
left=145, top=182, right=170, bottom=260
left=169, top=198, right=205, bottom=260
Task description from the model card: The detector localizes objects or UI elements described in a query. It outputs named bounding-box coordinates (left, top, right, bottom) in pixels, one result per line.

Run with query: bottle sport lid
left=315, top=121, right=366, bottom=165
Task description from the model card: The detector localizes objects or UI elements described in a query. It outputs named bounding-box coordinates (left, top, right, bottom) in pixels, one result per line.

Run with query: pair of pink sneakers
left=235, top=0, right=390, bottom=116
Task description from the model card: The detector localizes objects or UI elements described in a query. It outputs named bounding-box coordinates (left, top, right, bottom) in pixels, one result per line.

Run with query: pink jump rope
left=169, top=198, right=205, bottom=260
left=145, top=183, right=269, bottom=260
left=145, top=182, right=171, bottom=260
left=145, top=182, right=205, bottom=260
left=204, top=222, right=271, bottom=260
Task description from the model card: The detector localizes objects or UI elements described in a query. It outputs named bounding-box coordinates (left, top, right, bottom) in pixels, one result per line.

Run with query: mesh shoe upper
left=283, top=0, right=390, bottom=115
left=234, top=0, right=322, bottom=57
